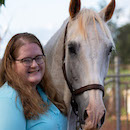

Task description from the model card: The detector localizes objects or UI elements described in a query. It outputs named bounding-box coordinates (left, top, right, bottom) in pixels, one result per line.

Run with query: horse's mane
left=44, top=19, right=70, bottom=98
left=44, top=19, right=69, bottom=66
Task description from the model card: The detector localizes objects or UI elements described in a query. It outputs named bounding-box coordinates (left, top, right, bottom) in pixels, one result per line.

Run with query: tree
left=116, top=24, right=130, bottom=64
left=0, top=0, right=5, bottom=5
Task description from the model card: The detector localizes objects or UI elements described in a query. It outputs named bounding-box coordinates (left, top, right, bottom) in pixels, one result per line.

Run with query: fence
left=105, top=56, right=130, bottom=130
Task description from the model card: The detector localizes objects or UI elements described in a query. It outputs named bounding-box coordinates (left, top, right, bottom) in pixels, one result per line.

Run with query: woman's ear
left=99, top=0, right=116, bottom=22
left=69, top=0, right=81, bottom=19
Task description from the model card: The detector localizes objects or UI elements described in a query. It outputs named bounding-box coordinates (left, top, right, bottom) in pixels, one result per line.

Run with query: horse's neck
left=44, top=19, right=67, bottom=69
left=44, top=19, right=71, bottom=108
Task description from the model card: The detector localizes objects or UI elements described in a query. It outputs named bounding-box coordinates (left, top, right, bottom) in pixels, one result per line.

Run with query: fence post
left=114, top=56, right=121, bottom=130
left=125, top=84, right=128, bottom=130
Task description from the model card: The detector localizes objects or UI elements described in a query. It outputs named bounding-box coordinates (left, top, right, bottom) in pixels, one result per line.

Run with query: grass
left=106, top=64, right=130, bottom=88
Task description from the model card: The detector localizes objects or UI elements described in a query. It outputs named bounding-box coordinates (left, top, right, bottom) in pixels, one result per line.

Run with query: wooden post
left=114, top=56, right=121, bottom=130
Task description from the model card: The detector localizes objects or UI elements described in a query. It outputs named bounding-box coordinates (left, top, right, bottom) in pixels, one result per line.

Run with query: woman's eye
left=23, top=59, right=31, bottom=63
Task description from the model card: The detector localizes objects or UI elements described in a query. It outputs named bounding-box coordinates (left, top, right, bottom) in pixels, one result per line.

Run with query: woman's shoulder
left=0, top=82, right=26, bottom=130
left=0, top=82, right=17, bottom=99
left=0, top=82, right=23, bottom=111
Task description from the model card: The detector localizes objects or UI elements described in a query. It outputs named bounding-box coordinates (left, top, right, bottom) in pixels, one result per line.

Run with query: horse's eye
left=68, top=43, right=77, bottom=55
left=108, top=46, right=113, bottom=55
left=69, top=46, right=76, bottom=54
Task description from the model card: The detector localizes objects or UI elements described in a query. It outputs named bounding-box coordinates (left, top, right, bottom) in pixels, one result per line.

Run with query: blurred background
left=0, top=0, right=130, bottom=129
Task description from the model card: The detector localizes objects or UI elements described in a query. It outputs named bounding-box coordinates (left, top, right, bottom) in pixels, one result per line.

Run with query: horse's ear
left=99, top=0, right=115, bottom=22
left=69, top=0, right=81, bottom=19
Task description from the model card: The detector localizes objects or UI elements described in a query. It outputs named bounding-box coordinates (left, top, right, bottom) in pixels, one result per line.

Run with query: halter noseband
left=62, top=22, right=105, bottom=115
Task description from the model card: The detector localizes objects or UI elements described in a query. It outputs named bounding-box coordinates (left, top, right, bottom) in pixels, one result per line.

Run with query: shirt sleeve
left=0, top=98, right=26, bottom=130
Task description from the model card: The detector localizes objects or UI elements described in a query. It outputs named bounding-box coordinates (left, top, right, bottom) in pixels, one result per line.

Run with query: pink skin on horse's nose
left=82, top=91, right=106, bottom=130
left=83, top=108, right=106, bottom=129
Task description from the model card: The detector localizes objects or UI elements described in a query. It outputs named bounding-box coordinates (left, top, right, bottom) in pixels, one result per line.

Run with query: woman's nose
left=31, top=60, right=38, bottom=67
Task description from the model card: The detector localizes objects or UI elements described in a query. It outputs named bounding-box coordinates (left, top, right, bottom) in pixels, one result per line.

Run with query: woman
left=0, top=32, right=67, bottom=130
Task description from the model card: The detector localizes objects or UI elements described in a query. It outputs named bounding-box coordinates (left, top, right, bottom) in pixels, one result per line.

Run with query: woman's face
left=14, top=43, right=45, bottom=87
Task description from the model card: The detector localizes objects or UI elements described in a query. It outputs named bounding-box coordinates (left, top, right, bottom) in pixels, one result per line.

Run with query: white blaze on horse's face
left=65, top=0, right=116, bottom=129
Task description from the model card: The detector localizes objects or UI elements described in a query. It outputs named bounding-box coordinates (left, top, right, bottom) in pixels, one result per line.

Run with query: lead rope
left=76, top=116, right=82, bottom=130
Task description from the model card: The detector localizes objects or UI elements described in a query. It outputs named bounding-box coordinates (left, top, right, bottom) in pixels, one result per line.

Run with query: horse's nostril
left=101, top=111, right=106, bottom=125
left=84, top=110, right=88, bottom=120
left=97, top=110, right=106, bottom=128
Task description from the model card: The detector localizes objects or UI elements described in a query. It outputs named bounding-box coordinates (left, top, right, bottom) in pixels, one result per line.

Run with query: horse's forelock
left=70, top=8, right=115, bottom=47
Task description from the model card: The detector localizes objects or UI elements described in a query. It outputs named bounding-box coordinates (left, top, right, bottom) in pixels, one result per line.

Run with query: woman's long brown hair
left=0, top=32, right=67, bottom=119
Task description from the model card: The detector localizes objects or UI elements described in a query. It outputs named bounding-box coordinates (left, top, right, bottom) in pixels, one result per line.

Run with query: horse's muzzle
left=83, top=108, right=106, bottom=130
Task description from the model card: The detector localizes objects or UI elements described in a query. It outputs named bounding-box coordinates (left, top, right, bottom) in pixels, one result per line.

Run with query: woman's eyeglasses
left=15, top=55, right=45, bottom=67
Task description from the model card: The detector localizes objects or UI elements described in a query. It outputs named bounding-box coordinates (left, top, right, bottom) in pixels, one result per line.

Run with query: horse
left=44, top=0, right=116, bottom=129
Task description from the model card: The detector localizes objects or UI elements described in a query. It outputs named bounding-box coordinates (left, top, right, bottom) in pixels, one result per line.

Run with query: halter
left=62, top=22, right=105, bottom=119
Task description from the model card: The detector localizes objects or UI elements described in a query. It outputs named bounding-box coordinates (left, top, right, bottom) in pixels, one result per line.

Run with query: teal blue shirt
left=0, top=82, right=67, bottom=130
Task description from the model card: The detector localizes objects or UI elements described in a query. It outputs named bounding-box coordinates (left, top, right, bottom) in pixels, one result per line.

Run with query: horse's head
left=64, top=0, right=116, bottom=129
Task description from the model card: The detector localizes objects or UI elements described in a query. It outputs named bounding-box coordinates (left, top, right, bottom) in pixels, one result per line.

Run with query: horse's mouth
left=81, top=110, right=106, bottom=130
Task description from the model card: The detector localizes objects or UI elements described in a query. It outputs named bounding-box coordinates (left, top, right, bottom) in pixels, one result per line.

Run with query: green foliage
left=116, top=24, right=130, bottom=64
left=121, top=107, right=127, bottom=116
left=0, top=0, right=5, bottom=5
left=107, top=65, right=130, bottom=88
